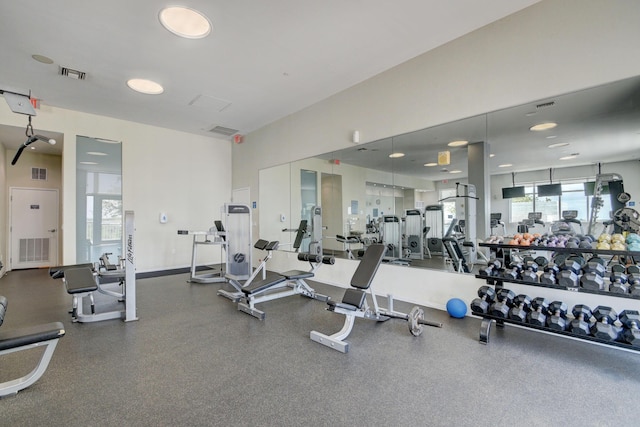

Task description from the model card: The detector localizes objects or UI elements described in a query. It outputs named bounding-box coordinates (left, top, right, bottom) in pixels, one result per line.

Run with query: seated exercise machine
left=0, top=295, right=65, bottom=397
left=490, top=213, right=506, bottom=235
left=236, top=240, right=332, bottom=320
left=49, top=211, right=138, bottom=323
left=310, top=244, right=442, bottom=353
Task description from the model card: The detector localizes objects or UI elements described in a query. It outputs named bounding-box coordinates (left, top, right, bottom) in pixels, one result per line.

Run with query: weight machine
left=177, top=220, right=227, bottom=283
left=425, top=205, right=444, bottom=254
left=404, top=209, right=424, bottom=260
left=217, top=204, right=254, bottom=301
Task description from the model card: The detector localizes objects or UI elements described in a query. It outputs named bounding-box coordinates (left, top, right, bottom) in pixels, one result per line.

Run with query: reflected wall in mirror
left=258, top=75, right=640, bottom=271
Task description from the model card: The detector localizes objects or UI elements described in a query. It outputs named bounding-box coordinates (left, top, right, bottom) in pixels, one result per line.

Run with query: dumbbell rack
left=474, top=243, right=640, bottom=351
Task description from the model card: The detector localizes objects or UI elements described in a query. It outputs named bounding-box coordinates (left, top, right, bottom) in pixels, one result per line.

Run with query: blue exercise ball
left=446, top=298, right=467, bottom=318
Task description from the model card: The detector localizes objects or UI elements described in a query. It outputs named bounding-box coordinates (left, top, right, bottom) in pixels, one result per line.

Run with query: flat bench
left=0, top=295, right=65, bottom=397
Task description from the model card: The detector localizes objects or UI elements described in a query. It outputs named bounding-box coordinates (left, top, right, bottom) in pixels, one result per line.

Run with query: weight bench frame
left=310, top=244, right=441, bottom=353
left=218, top=239, right=276, bottom=302
left=0, top=296, right=65, bottom=397
left=237, top=252, right=332, bottom=320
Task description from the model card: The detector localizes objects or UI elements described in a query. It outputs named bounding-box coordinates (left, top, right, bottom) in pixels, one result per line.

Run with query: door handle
left=48, top=229, right=57, bottom=233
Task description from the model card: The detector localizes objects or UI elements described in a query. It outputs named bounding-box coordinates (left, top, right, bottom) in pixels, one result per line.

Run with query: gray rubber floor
left=1, top=268, right=640, bottom=426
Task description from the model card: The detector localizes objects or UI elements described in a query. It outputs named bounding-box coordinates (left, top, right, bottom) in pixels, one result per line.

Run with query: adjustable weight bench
left=336, top=234, right=361, bottom=259
left=0, top=295, right=65, bottom=397
left=236, top=249, right=332, bottom=320
left=310, top=244, right=442, bottom=353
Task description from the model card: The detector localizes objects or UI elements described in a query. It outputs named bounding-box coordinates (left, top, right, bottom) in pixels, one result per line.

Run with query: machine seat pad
left=64, top=268, right=98, bottom=294
left=329, top=288, right=366, bottom=311
left=280, top=270, right=314, bottom=280
left=242, top=272, right=286, bottom=295
left=0, top=322, right=65, bottom=352
left=49, top=263, right=94, bottom=280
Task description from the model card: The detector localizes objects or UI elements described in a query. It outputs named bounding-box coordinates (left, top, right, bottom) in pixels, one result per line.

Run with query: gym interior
left=2, top=1, right=640, bottom=425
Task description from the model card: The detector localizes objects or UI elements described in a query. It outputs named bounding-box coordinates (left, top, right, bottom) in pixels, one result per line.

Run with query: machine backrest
left=265, top=241, right=279, bottom=251
left=351, top=244, right=386, bottom=289
left=293, top=220, right=308, bottom=250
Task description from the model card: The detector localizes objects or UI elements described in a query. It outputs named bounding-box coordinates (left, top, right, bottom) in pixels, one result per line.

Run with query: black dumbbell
left=470, top=286, right=497, bottom=314
left=547, top=301, right=569, bottom=331
left=540, top=263, right=560, bottom=285
left=610, top=271, right=629, bottom=294
left=590, top=306, right=621, bottom=341
left=568, top=304, right=593, bottom=335
left=580, top=260, right=606, bottom=291
left=521, top=260, right=539, bottom=282
left=619, top=310, right=640, bottom=346
left=508, top=294, right=532, bottom=322
left=558, top=260, right=581, bottom=287
left=501, top=263, right=523, bottom=281
left=611, top=264, right=627, bottom=274
left=479, top=259, right=503, bottom=278
left=489, top=288, right=516, bottom=318
left=527, top=297, right=549, bottom=327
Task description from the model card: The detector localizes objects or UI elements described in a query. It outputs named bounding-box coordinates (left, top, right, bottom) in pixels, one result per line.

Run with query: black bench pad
left=242, top=272, right=287, bottom=295
left=49, top=263, right=94, bottom=279
left=64, top=268, right=98, bottom=294
left=328, top=288, right=366, bottom=311
left=280, top=270, right=314, bottom=280
left=0, top=322, right=65, bottom=351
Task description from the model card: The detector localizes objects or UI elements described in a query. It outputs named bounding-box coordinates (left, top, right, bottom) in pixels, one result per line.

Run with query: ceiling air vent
left=208, top=126, right=239, bottom=136
left=536, top=101, right=555, bottom=109
left=59, top=66, right=86, bottom=80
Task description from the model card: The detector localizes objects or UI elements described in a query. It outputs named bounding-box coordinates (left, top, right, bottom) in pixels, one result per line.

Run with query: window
left=509, top=179, right=614, bottom=230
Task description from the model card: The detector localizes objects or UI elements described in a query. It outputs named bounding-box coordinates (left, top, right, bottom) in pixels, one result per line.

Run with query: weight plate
left=409, top=306, right=424, bottom=337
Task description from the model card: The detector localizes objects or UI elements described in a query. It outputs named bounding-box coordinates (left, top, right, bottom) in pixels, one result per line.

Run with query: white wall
left=0, top=102, right=232, bottom=272
left=232, top=0, right=640, bottom=313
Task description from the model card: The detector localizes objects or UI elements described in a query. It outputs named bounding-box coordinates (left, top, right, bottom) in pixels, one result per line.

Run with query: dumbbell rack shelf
left=475, top=312, right=640, bottom=352
left=474, top=242, right=640, bottom=351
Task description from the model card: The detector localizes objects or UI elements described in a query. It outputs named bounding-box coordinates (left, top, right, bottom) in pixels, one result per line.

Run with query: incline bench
left=0, top=295, right=65, bottom=397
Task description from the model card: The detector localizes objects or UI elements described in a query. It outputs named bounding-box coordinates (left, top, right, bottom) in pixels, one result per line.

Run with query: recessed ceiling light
left=424, top=162, right=437, bottom=167
left=498, top=163, right=513, bottom=168
left=548, top=142, right=569, bottom=149
left=489, top=153, right=495, bottom=158
left=87, top=151, right=108, bottom=156
left=546, top=135, right=557, bottom=139
left=447, top=140, right=468, bottom=147
left=127, top=78, right=164, bottom=95
left=389, top=152, right=405, bottom=158
left=530, top=122, right=557, bottom=131
left=32, top=54, right=54, bottom=64
left=159, top=7, right=211, bottom=39
left=449, top=170, right=462, bottom=174
left=559, top=153, right=579, bottom=160
left=30, top=146, right=36, bottom=150
left=80, top=161, right=98, bottom=165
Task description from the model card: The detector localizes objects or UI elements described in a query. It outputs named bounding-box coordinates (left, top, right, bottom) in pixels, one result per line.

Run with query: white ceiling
left=0, top=0, right=541, bottom=152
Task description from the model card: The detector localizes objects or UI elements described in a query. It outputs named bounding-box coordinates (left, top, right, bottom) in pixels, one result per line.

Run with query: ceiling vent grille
left=536, top=101, right=555, bottom=109
left=208, top=125, right=238, bottom=136
left=59, top=67, right=86, bottom=80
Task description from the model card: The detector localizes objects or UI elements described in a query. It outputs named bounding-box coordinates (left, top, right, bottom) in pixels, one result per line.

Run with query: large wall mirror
left=259, top=75, right=640, bottom=272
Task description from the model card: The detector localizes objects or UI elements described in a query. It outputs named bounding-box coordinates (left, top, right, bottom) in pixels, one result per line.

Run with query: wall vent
left=59, top=66, right=86, bottom=80
left=31, top=167, right=47, bottom=181
left=208, top=125, right=238, bottom=136
left=19, top=238, right=50, bottom=262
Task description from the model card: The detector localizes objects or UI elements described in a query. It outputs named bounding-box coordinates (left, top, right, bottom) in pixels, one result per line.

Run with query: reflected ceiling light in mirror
left=449, top=170, right=462, bottom=174
left=424, top=162, right=437, bottom=167
left=159, top=7, right=212, bottom=39
left=530, top=122, right=557, bottom=131
left=548, top=142, right=569, bottom=149
left=559, top=153, right=579, bottom=160
left=87, top=151, right=108, bottom=156
left=489, top=153, right=495, bottom=158
left=498, top=163, right=513, bottom=168
left=546, top=135, right=557, bottom=139
left=32, top=54, right=54, bottom=64
left=388, top=152, right=405, bottom=158
left=127, top=78, right=164, bottom=94
left=447, top=140, right=468, bottom=147
left=80, top=161, right=98, bottom=165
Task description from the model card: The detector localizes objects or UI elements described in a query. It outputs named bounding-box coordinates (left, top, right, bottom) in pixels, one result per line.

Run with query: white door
left=10, top=188, right=59, bottom=270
